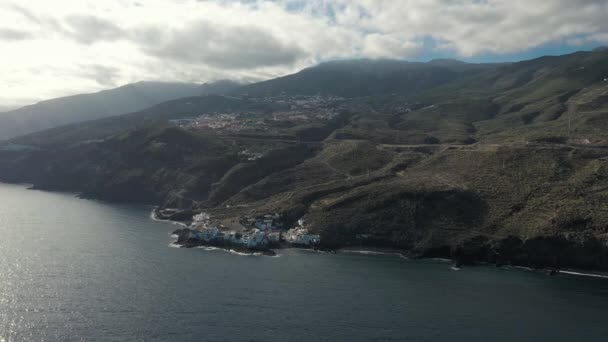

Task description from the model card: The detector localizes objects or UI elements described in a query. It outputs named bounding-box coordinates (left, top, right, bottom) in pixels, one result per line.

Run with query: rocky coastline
left=4, top=181, right=608, bottom=278
left=171, top=227, right=279, bottom=256
left=155, top=208, right=608, bottom=278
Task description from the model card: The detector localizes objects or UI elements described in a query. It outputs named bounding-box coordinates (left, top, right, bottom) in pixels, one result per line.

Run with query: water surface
left=1, top=183, right=607, bottom=341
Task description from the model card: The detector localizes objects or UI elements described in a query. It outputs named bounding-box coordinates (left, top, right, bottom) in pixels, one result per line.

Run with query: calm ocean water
left=1, top=182, right=608, bottom=341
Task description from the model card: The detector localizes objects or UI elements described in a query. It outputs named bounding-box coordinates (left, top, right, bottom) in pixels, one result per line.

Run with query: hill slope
left=9, top=94, right=277, bottom=148
left=236, top=59, right=497, bottom=97
left=0, top=80, right=240, bottom=140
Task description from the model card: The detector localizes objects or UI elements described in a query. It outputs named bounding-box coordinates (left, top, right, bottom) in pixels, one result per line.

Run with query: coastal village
left=164, top=209, right=321, bottom=254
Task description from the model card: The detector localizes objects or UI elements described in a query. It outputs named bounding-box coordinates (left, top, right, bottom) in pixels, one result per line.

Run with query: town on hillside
left=165, top=210, right=321, bottom=254
left=168, top=95, right=344, bottom=135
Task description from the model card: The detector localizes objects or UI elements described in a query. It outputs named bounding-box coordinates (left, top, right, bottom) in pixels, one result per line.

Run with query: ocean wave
left=342, top=250, right=388, bottom=255
left=509, top=266, right=608, bottom=279
left=560, top=270, right=608, bottom=279
left=228, top=249, right=262, bottom=256
left=168, top=242, right=182, bottom=248
left=513, top=266, right=534, bottom=272
left=265, top=253, right=281, bottom=258
left=169, top=241, right=278, bottom=257
left=340, top=250, right=408, bottom=259
left=431, top=258, right=452, bottom=263
left=150, top=208, right=189, bottom=227
left=291, top=248, right=328, bottom=254
left=196, top=246, right=220, bottom=251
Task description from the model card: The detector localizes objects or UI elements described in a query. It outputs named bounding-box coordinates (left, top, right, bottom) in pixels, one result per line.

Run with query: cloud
left=88, top=65, right=121, bottom=87
left=7, top=4, right=65, bottom=35
left=1, top=0, right=608, bottom=108
left=335, top=0, right=608, bottom=56
left=362, top=34, right=421, bottom=59
left=0, top=28, right=32, bottom=41
left=136, top=21, right=306, bottom=69
left=63, top=15, right=126, bottom=44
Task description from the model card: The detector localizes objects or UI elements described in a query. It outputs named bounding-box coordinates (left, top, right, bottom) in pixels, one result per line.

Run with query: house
left=201, top=227, right=219, bottom=242
left=247, top=230, right=269, bottom=248
left=267, top=231, right=281, bottom=243
left=223, top=232, right=237, bottom=243
left=286, top=228, right=320, bottom=246
left=255, top=221, right=270, bottom=230
left=192, top=212, right=211, bottom=223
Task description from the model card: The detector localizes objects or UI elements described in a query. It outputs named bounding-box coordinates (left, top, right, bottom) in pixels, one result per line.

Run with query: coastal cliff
left=3, top=51, right=608, bottom=270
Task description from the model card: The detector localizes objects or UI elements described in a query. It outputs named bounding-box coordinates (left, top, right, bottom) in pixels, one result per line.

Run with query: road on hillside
left=218, top=133, right=608, bottom=152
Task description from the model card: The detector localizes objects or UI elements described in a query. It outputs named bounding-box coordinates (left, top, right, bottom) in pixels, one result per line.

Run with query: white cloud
left=135, top=20, right=306, bottom=69
left=335, top=0, right=608, bottom=56
left=362, top=34, right=422, bottom=59
left=0, top=0, right=607, bottom=108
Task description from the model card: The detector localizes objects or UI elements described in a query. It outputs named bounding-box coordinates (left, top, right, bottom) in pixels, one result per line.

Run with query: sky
left=1, top=0, right=608, bottom=109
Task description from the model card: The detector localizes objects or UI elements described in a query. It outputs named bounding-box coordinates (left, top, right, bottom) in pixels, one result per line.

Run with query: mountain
left=2, top=50, right=608, bottom=270
left=0, top=80, right=240, bottom=140
left=8, top=94, right=277, bottom=148
left=236, top=59, right=498, bottom=98
left=200, top=80, right=243, bottom=95
left=0, top=104, right=18, bottom=112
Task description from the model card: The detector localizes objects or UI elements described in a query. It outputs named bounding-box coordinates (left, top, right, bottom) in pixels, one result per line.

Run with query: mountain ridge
left=0, top=80, right=242, bottom=140
left=235, top=58, right=499, bottom=98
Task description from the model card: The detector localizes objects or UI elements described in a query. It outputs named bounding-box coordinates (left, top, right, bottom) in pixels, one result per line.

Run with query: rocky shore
left=171, top=227, right=278, bottom=256
left=156, top=206, right=608, bottom=277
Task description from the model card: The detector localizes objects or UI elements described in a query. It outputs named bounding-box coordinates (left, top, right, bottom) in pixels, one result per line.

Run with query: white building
left=201, top=227, right=219, bottom=242
left=247, top=229, right=269, bottom=248
left=267, top=231, right=281, bottom=243
left=286, top=228, right=320, bottom=246
left=192, top=212, right=211, bottom=223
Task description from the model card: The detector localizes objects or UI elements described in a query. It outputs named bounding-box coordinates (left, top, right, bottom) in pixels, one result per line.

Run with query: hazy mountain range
left=236, top=58, right=499, bottom=97
left=0, top=59, right=499, bottom=140
left=0, top=80, right=242, bottom=140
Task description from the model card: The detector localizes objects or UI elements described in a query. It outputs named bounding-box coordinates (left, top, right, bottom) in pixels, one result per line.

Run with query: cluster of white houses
left=240, top=213, right=283, bottom=231
left=285, top=219, right=321, bottom=246
left=184, top=214, right=320, bottom=249
left=183, top=226, right=279, bottom=249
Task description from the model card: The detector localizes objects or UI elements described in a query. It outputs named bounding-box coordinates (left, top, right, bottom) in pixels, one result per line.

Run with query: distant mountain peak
left=428, top=58, right=467, bottom=65
left=199, top=79, right=243, bottom=95
left=0, top=82, right=205, bottom=140
left=236, top=58, right=499, bottom=98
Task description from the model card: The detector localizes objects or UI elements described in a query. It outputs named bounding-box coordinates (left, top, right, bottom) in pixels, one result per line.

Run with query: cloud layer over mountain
left=1, top=0, right=608, bottom=107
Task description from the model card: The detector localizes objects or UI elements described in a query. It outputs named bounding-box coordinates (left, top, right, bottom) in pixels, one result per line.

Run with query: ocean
left=1, top=182, right=607, bottom=341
